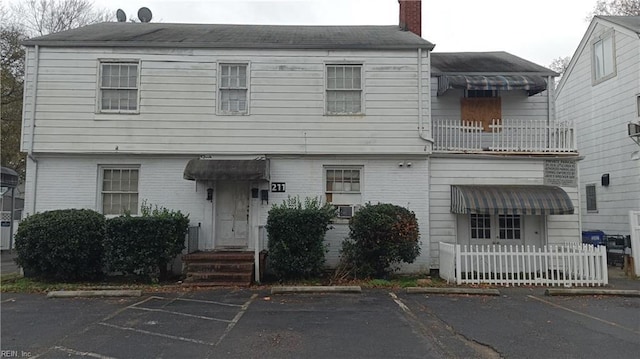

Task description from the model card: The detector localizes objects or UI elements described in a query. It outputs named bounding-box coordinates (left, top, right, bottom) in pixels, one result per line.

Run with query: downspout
left=547, top=75, right=554, bottom=150
left=28, top=45, right=40, bottom=214
left=418, top=48, right=434, bottom=144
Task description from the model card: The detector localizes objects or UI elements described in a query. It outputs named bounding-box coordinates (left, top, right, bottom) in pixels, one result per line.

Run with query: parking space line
left=527, top=295, right=640, bottom=335
left=129, top=306, right=232, bottom=323
left=389, top=292, right=411, bottom=313
left=150, top=296, right=244, bottom=307
left=52, top=346, right=118, bottom=359
left=100, top=296, right=157, bottom=323
left=215, top=293, right=258, bottom=346
left=98, top=322, right=216, bottom=346
left=1, top=297, right=17, bottom=303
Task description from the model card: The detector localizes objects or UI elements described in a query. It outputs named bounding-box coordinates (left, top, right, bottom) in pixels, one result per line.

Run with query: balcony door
left=461, top=91, right=501, bottom=132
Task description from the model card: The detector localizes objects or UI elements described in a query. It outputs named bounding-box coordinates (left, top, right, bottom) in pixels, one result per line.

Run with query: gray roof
left=22, top=22, right=434, bottom=50
left=597, top=16, right=640, bottom=33
left=431, top=51, right=557, bottom=76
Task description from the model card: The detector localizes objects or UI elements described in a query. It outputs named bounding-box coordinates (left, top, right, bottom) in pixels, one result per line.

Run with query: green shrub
left=104, top=203, right=188, bottom=282
left=266, top=197, right=335, bottom=280
left=14, top=209, right=106, bottom=281
left=340, top=203, right=420, bottom=278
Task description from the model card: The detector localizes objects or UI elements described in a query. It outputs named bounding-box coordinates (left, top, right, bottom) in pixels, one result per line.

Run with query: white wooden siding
left=429, top=157, right=580, bottom=268
left=556, top=22, right=640, bottom=235
left=22, top=47, right=432, bottom=155
left=430, top=78, right=552, bottom=122
left=24, top=155, right=430, bottom=272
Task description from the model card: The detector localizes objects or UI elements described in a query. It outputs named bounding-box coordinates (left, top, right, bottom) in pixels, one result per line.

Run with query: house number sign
left=271, top=182, right=286, bottom=192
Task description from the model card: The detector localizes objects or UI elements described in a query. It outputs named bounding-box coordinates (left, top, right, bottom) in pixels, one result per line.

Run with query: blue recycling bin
left=582, top=230, right=605, bottom=246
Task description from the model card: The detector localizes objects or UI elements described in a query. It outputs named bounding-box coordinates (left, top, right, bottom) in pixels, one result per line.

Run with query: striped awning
left=437, top=75, right=548, bottom=96
left=451, top=185, right=574, bottom=215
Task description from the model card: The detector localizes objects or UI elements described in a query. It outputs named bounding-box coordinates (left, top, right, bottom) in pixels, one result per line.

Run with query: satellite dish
left=138, top=7, right=153, bottom=23
left=116, top=9, right=126, bottom=22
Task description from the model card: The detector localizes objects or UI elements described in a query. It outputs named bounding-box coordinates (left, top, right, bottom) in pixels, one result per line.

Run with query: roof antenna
left=116, top=9, right=126, bottom=22
left=138, top=7, right=153, bottom=23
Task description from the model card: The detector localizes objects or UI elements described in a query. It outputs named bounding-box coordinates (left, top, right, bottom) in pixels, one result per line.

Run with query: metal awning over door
left=450, top=185, right=574, bottom=215
left=437, top=75, right=548, bottom=96
left=183, top=159, right=269, bottom=181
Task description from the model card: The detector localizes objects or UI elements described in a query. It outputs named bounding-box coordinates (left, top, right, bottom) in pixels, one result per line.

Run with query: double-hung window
left=593, top=32, right=615, bottom=82
left=99, top=61, right=139, bottom=113
left=101, top=167, right=139, bottom=215
left=219, top=64, right=248, bottom=114
left=326, top=65, right=362, bottom=115
left=325, top=166, right=362, bottom=218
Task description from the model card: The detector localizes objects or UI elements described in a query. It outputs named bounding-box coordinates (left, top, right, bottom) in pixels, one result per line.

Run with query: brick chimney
left=399, top=0, right=421, bottom=37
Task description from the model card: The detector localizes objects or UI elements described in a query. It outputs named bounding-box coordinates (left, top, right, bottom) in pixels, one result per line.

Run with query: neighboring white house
left=20, top=0, right=583, bottom=281
left=556, top=16, right=640, bottom=237
left=428, top=51, right=581, bottom=269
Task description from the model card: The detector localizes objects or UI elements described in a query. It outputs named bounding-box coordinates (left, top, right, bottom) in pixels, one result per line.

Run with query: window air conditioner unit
left=336, top=204, right=362, bottom=219
left=629, top=122, right=640, bottom=137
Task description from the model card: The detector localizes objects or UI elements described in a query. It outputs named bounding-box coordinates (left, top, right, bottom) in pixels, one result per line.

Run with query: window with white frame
left=324, top=166, right=362, bottom=218
left=593, top=32, right=615, bottom=82
left=219, top=64, right=248, bottom=114
left=101, top=167, right=139, bottom=215
left=470, top=214, right=491, bottom=239
left=586, top=184, right=597, bottom=212
left=100, top=62, right=139, bottom=112
left=326, top=65, right=362, bottom=114
left=471, top=214, right=522, bottom=241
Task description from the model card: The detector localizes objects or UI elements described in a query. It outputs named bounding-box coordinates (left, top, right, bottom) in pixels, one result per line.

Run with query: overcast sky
left=39, top=0, right=603, bottom=68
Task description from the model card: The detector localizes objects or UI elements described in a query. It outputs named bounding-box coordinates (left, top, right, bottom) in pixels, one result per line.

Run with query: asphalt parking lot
left=1, top=287, right=639, bottom=358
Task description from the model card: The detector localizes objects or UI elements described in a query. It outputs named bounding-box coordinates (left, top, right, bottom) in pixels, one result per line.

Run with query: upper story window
left=100, top=166, right=139, bottom=215
left=326, top=65, right=362, bottom=115
left=593, top=32, right=616, bottom=83
left=219, top=64, right=248, bottom=114
left=99, top=61, right=139, bottom=113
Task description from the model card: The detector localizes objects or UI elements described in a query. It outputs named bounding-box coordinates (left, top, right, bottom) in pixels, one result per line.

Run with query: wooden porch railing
left=432, top=119, right=576, bottom=153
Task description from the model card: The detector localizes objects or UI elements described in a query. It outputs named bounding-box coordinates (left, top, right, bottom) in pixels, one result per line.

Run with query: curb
left=405, top=287, right=501, bottom=296
left=47, top=290, right=142, bottom=298
left=271, top=286, right=362, bottom=294
left=544, top=288, right=640, bottom=297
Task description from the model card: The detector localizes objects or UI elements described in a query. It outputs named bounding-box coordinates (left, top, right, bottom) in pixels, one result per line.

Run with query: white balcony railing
left=432, top=119, right=576, bottom=153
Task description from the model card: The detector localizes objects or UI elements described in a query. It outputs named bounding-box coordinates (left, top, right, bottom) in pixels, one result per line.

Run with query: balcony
left=432, top=119, right=577, bottom=154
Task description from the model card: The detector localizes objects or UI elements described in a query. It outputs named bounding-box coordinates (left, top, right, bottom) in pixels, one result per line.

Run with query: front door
left=215, top=181, right=249, bottom=248
left=469, top=214, right=524, bottom=246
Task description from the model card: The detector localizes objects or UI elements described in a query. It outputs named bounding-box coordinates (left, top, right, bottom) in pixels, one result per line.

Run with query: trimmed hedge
left=14, top=209, right=106, bottom=281
left=104, top=206, right=188, bottom=282
left=266, top=197, right=335, bottom=280
left=340, top=203, right=420, bottom=278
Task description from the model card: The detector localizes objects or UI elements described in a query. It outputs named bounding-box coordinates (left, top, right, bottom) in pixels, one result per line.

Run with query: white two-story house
left=21, top=0, right=584, bottom=284
left=556, top=16, right=640, bottom=238
left=21, top=0, right=436, bottom=283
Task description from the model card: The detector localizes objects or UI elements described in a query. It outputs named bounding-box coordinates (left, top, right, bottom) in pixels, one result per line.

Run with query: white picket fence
left=439, top=242, right=608, bottom=287
left=630, top=211, right=640, bottom=276
left=432, top=118, right=576, bottom=153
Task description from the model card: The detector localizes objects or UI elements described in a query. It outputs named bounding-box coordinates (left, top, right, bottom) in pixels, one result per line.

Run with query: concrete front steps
left=182, top=251, right=263, bottom=287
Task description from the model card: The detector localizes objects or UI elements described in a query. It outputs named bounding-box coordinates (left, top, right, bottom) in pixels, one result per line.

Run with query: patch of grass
left=0, top=275, right=181, bottom=294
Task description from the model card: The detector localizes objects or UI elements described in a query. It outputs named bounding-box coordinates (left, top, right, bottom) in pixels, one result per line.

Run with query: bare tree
left=11, top=0, right=112, bottom=37
left=549, top=56, right=571, bottom=75
left=587, top=0, right=640, bottom=20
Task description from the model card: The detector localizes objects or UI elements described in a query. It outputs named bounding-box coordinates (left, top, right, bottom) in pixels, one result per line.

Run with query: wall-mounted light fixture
left=206, top=188, right=214, bottom=201
left=601, top=174, right=610, bottom=187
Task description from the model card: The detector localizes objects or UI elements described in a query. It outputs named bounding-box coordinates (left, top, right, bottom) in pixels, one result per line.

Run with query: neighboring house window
left=461, top=90, right=501, bottom=132
left=326, top=65, right=362, bottom=114
left=593, top=32, right=615, bottom=82
left=100, top=62, right=139, bottom=112
left=219, top=64, right=248, bottom=114
left=586, top=184, right=597, bottom=212
left=324, top=166, right=362, bottom=218
left=101, top=167, right=139, bottom=215
left=470, top=214, right=491, bottom=240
